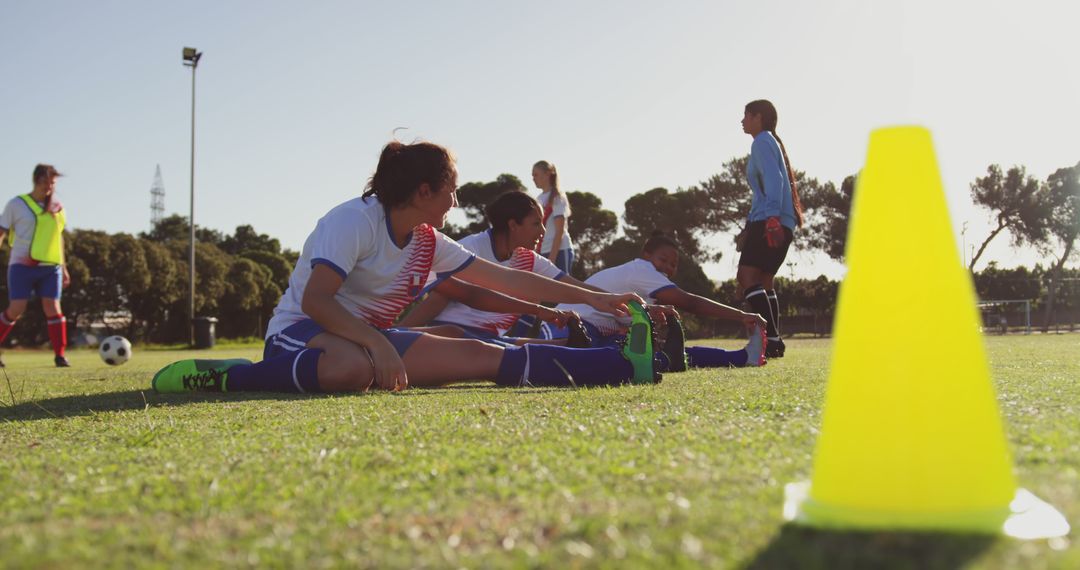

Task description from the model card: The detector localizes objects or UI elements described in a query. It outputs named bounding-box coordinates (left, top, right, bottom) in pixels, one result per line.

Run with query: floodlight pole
left=183, top=47, right=202, bottom=346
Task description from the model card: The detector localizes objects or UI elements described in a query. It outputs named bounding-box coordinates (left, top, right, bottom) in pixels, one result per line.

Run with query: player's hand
left=742, top=311, right=767, bottom=328
left=764, top=217, right=784, bottom=248
left=62, top=266, right=71, bottom=288
left=537, top=306, right=573, bottom=327
left=734, top=227, right=748, bottom=252
left=588, top=292, right=645, bottom=317
left=645, top=304, right=674, bottom=326
left=367, top=338, right=408, bottom=392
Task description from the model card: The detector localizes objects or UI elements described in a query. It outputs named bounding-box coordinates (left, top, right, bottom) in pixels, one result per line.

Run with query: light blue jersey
left=746, top=131, right=797, bottom=230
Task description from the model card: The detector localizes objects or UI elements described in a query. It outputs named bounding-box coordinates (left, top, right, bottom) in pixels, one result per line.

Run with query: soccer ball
left=99, top=335, right=133, bottom=365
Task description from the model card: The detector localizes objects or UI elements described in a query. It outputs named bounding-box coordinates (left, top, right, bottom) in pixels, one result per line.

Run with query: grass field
left=1, top=335, right=1077, bottom=569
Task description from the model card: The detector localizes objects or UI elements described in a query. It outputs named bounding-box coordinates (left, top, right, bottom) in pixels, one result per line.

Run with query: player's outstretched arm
left=302, top=264, right=408, bottom=391
left=558, top=274, right=608, bottom=293
left=654, top=287, right=765, bottom=328
left=397, top=290, right=452, bottom=328
left=456, top=258, right=643, bottom=317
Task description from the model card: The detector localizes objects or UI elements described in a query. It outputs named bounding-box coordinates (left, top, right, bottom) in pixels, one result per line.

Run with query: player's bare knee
left=318, top=349, right=374, bottom=392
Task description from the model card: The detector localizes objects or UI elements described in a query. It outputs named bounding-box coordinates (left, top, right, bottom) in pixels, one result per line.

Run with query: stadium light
left=183, top=47, right=202, bottom=346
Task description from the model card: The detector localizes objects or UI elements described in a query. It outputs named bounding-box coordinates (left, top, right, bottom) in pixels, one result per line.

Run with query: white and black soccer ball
left=99, top=335, right=133, bottom=366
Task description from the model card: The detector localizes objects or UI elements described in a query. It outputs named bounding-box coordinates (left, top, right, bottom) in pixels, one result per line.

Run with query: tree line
left=0, top=157, right=1074, bottom=346
left=0, top=216, right=297, bottom=347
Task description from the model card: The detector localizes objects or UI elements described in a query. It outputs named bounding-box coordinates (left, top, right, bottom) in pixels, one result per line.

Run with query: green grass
left=0, top=335, right=1077, bottom=569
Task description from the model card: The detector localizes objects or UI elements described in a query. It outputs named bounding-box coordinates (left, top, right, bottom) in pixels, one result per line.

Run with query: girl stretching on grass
left=555, top=233, right=769, bottom=369
left=398, top=190, right=600, bottom=346
left=152, top=141, right=657, bottom=394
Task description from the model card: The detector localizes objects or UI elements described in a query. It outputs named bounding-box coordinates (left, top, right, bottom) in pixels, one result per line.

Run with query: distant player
left=152, top=141, right=660, bottom=393
left=556, top=233, right=769, bottom=369
left=736, top=99, right=802, bottom=357
left=399, top=191, right=600, bottom=346
left=532, top=160, right=574, bottom=273
left=0, top=164, right=71, bottom=367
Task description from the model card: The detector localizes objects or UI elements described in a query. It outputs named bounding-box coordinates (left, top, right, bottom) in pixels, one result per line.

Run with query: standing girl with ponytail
left=532, top=160, right=575, bottom=274
left=737, top=99, right=802, bottom=358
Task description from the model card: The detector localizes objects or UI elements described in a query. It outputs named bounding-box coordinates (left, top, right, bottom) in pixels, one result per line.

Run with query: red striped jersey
left=266, top=197, right=475, bottom=337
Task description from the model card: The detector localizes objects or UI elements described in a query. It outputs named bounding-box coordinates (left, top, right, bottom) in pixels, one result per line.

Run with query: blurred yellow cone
left=783, top=126, right=1069, bottom=538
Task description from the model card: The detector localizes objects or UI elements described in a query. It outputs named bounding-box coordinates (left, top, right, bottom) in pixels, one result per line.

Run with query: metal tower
left=150, top=164, right=165, bottom=228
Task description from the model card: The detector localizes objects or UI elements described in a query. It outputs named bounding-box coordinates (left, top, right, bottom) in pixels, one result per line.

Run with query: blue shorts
left=7, top=263, right=63, bottom=301
left=263, top=319, right=423, bottom=361
left=429, top=320, right=516, bottom=348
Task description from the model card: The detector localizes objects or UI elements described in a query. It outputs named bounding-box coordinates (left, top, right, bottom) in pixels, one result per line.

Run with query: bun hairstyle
left=744, top=99, right=804, bottom=227
left=533, top=160, right=571, bottom=217
left=485, top=191, right=542, bottom=234
left=364, top=141, right=456, bottom=210
left=643, top=231, right=681, bottom=254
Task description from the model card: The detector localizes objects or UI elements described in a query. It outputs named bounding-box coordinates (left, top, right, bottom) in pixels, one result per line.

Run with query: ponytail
left=772, top=132, right=804, bottom=228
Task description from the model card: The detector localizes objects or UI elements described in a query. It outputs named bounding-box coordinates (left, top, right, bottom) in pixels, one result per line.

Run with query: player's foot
left=54, top=355, right=71, bottom=368
left=661, top=314, right=688, bottom=372
left=622, top=302, right=661, bottom=384
left=765, top=336, right=786, bottom=358
left=745, top=324, right=767, bottom=367
left=0, top=354, right=5, bottom=368
left=151, top=358, right=252, bottom=393
left=565, top=315, right=593, bottom=348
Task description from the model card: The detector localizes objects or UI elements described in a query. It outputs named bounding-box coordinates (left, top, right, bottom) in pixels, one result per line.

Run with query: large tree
left=694, top=155, right=841, bottom=261
left=621, top=187, right=714, bottom=260
left=444, top=174, right=526, bottom=239
left=566, top=191, right=617, bottom=279
left=1038, top=162, right=1080, bottom=331
left=799, top=175, right=854, bottom=262
left=968, top=165, right=1048, bottom=271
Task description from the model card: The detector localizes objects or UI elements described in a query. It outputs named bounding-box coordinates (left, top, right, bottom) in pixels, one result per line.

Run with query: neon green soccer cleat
left=622, top=301, right=660, bottom=384
left=151, top=358, right=252, bottom=393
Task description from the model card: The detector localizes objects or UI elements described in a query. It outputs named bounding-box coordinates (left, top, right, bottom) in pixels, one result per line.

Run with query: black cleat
left=661, top=314, right=688, bottom=372
left=765, top=337, right=786, bottom=359
left=565, top=315, right=593, bottom=348
left=54, top=355, right=71, bottom=368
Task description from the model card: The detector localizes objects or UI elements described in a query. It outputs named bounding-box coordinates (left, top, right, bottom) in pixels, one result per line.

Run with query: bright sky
left=2, top=1, right=1076, bottom=281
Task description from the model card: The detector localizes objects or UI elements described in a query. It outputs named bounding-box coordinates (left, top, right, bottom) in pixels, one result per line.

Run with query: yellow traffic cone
left=783, top=126, right=1069, bottom=538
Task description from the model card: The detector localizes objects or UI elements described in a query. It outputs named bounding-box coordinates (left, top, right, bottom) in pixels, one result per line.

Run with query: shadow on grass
left=744, top=524, right=997, bottom=570
left=0, top=383, right=585, bottom=422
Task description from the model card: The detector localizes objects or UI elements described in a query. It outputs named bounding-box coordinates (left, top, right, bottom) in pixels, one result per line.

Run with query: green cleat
left=151, top=358, right=252, bottom=393
left=622, top=301, right=660, bottom=384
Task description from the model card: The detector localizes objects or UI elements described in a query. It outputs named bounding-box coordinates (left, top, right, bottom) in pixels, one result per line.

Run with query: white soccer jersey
left=266, top=197, right=475, bottom=337
left=0, top=195, right=61, bottom=265
left=557, top=258, right=676, bottom=336
left=537, top=190, right=573, bottom=254
left=429, top=229, right=565, bottom=334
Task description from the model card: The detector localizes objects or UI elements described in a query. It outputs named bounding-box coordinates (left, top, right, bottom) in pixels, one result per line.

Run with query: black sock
left=766, top=290, right=781, bottom=338
left=745, top=285, right=778, bottom=339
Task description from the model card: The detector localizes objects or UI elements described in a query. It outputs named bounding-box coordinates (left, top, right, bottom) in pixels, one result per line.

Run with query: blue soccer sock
left=495, top=344, right=633, bottom=387
left=226, top=349, right=323, bottom=393
left=686, top=346, right=749, bottom=368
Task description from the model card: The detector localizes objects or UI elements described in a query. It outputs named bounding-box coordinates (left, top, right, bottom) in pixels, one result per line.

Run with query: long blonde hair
left=533, top=160, right=571, bottom=217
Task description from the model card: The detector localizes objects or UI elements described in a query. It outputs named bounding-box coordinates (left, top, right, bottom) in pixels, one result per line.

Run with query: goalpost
left=977, top=300, right=1032, bottom=335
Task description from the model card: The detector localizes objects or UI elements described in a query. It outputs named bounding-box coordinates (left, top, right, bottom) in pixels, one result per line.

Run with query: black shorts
left=738, top=220, right=794, bottom=275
